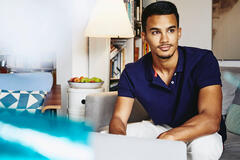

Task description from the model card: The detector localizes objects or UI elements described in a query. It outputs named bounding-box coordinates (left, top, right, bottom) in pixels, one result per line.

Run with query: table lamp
left=85, top=0, right=134, bottom=91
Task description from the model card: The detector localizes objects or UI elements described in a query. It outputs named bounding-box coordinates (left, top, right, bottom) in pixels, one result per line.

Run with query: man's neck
left=152, top=51, right=179, bottom=76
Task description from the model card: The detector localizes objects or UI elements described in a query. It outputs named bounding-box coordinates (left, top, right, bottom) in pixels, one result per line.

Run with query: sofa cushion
left=225, top=104, right=240, bottom=135
left=232, top=88, right=240, bottom=105
left=222, top=79, right=238, bottom=115
left=0, top=72, right=53, bottom=92
left=0, top=89, right=47, bottom=110
left=220, top=131, right=240, bottom=160
left=221, top=71, right=240, bottom=115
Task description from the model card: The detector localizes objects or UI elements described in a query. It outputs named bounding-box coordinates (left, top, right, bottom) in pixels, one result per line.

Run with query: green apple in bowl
left=68, top=76, right=104, bottom=89
left=89, top=77, right=103, bottom=83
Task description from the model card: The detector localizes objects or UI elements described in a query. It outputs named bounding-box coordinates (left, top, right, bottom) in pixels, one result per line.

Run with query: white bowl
left=68, top=81, right=104, bottom=89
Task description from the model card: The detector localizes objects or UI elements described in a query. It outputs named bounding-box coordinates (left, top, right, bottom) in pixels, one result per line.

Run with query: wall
left=0, top=0, right=68, bottom=68
left=57, top=0, right=95, bottom=116
left=72, top=0, right=95, bottom=78
left=167, top=0, right=212, bottom=49
left=0, top=0, right=95, bottom=116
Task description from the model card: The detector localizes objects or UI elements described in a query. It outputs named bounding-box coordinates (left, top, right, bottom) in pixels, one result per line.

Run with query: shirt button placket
left=170, top=73, right=176, bottom=88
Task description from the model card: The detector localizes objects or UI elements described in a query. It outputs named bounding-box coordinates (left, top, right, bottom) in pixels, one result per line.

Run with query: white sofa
left=85, top=67, right=240, bottom=160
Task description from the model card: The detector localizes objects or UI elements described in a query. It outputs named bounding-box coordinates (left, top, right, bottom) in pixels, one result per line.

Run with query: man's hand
left=157, top=131, right=175, bottom=141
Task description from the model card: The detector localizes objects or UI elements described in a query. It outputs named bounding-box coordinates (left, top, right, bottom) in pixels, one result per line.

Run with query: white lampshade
left=85, top=0, right=134, bottom=38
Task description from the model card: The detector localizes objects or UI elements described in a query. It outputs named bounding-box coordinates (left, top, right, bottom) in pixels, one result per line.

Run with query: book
left=136, top=6, right=140, bottom=21
left=111, top=55, right=121, bottom=79
left=124, top=0, right=134, bottom=29
left=121, top=48, right=125, bottom=72
left=109, top=79, right=119, bottom=91
left=143, top=41, right=151, bottom=55
left=134, top=47, right=139, bottom=62
left=111, top=38, right=128, bottom=46
left=139, top=0, right=142, bottom=21
left=110, top=38, right=128, bottom=80
left=110, top=48, right=119, bottom=60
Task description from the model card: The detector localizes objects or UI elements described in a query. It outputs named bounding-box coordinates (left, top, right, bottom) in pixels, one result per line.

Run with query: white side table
left=67, top=87, right=104, bottom=121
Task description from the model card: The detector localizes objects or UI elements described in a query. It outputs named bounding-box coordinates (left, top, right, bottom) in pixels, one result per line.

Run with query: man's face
left=142, top=14, right=181, bottom=60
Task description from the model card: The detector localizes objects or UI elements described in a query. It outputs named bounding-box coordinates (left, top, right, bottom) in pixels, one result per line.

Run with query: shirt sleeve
left=195, top=51, right=222, bottom=89
left=117, top=68, right=135, bottom=98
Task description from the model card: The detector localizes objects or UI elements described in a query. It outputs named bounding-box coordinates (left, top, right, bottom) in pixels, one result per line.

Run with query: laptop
left=90, top=132, right=187, bottom=160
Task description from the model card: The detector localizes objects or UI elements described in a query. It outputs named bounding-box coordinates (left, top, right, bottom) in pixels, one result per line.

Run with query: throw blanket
left=0, top=109, right=93, bottom=160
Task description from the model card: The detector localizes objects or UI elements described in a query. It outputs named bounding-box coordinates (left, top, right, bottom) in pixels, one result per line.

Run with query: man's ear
left=178, top=27, right=182, bottom=40
left=141, top=32, right=147, bottom=42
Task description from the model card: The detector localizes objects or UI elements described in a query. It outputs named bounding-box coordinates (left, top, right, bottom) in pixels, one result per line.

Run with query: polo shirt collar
left=145, top=47, right=184, bottom=81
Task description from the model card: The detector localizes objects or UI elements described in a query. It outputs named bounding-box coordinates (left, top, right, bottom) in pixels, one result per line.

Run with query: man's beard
left=155, top=44, right=176, bottom=59
left=156, top=50, right=175, bottom=59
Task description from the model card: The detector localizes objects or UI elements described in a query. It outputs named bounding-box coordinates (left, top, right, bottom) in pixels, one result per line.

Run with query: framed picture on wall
left=212, top=0, right=240, bottom=60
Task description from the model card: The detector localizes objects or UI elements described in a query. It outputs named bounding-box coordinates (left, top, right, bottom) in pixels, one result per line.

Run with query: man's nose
left=160, top=32, right=169, bottom=43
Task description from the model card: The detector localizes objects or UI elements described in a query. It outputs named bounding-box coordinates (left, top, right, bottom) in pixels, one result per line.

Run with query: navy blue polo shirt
left=118, top=46, right=226, bottom=140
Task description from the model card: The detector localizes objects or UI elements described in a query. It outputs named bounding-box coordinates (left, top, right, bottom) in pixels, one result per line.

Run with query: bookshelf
left=109, top=38, right=134, bottom=91
left=108, top=0, right=145, bottom=91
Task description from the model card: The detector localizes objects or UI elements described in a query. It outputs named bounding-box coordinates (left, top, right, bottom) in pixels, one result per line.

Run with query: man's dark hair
left=142, top=1, right=179, bottom=32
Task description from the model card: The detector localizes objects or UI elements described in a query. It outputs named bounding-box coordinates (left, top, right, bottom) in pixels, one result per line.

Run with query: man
left=109, top=1, right=225, bottom=160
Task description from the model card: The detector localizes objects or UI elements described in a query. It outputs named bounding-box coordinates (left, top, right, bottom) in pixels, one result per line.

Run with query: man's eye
left=168, top=29, right=175, bottom=33
left=152, top=31, right=160, bottom=35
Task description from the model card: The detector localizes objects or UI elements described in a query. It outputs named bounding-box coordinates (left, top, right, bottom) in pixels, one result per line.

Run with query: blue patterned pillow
left=0, top=90, right=47, bottom=111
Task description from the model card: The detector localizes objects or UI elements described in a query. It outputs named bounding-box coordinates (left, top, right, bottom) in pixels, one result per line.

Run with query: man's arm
left=157, top=85, right=222, bottom=142
left=109, top=96, right=134, bottom=135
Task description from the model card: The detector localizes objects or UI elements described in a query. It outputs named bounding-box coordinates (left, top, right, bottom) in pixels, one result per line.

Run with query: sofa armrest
left=85, top=91, right=149, bottom=131
left=85, top=91, right=117, bottom=131
left=42, top=85, right=61, bottom=113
